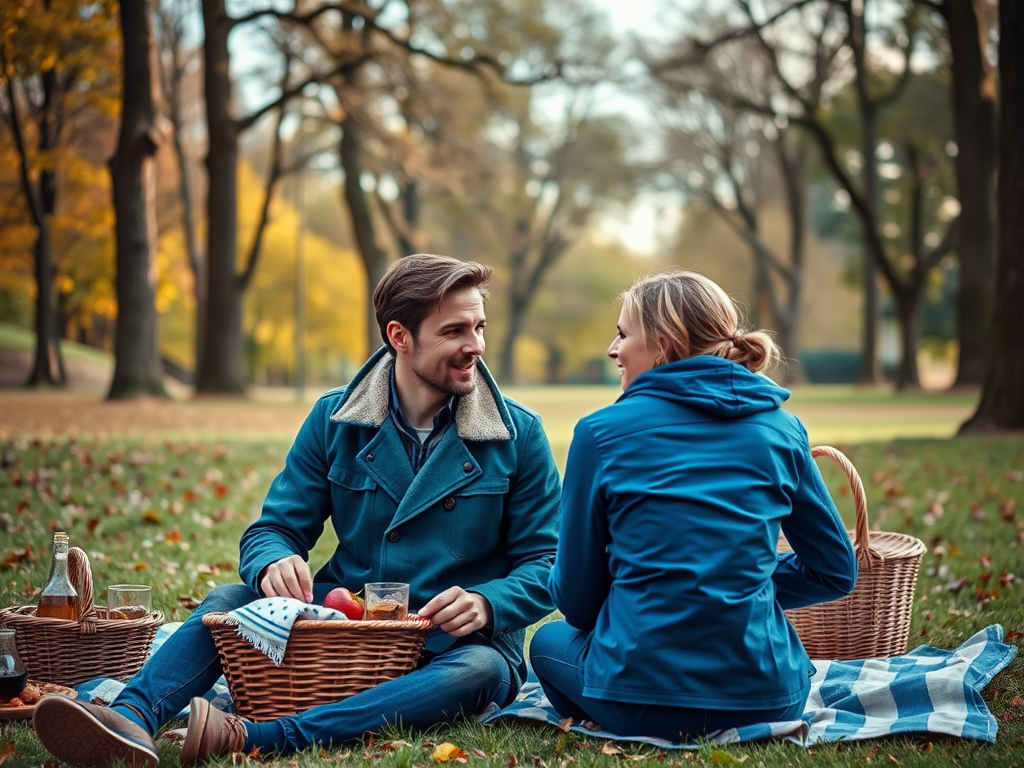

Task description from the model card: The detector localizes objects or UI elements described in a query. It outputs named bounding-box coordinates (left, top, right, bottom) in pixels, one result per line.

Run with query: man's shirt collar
left=388, top=365, right=455, bottom=473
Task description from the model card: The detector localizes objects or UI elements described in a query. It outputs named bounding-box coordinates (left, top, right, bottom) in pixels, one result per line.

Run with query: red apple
left=323, top=587, right=365, bottom=621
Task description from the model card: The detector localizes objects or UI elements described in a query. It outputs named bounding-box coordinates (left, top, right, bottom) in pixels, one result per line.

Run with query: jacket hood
left=620, top=355, right=789, bottom=419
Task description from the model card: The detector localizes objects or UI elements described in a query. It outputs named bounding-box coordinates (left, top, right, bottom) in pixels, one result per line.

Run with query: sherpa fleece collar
left=330, top=347, right=514, bottom=442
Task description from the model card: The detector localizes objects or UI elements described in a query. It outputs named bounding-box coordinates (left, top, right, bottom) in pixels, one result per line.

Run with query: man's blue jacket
left=550, top=355, right=858, bottom=711
left=238, top=348, right=561, bottom=689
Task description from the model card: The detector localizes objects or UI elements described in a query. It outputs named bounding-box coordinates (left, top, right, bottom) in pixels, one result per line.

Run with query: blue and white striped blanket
left=225, top=597, right=349, bottom=666
left=77, top=624, right=1015, bottom=745
left=483, top=625, right=1017, bottom=746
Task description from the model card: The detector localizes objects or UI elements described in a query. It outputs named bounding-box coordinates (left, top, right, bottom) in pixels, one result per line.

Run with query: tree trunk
left=858, top=107, right=883, bottom=384
left=108, top=0, right=166, bottom=400
left=340, top=112, right=389, bottom=357
left=780, top=141, right=807, bottom=384
left=26, top=224, right=59, bottom=386
left=402, top=179, right=419, bottom=254
left=892, top=286, right=923, bottom=390
left=13, top=66, right=63, bottom=387
left=196, top=0, right=246, bottom=394
left=499, top=293, right=527, bottom=384
left=171, top=98, right=205, bottom=382
left=781, top=304, right=805, bottom=384
left=751, top=255, right=770, bottom=328
left=162, top=0, right=205, bottom=380
left=943, top=0, right=997, bottom=387
left=959, top=0, right=1024, bottom=433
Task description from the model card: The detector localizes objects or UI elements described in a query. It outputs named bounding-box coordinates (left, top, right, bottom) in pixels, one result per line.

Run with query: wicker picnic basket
left=0, top=547, right=163, bottom=686
left=783, top=446, right=927, bottom=660
left=202, top=612, right=434, bottom=720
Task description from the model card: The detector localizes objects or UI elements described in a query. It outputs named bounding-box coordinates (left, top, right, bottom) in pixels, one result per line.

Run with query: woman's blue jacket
left=549, top=355, right=858, bottom=710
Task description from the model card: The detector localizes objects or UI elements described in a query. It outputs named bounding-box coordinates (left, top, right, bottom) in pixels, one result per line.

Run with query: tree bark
left=499, top=291, right=528, bottom=384
left=340, top=111, right=389, bottom=356
left=858, top=119, right=883, bottom=385
left=108, top=0, right=167, bottom=400
left=172, top=119, right=206, bottom=381
left=852, top=2, right=883, bottom=384
left=499, top=219, right=569, bottom=384
left=776, top=139, right=807, bottom=384
left=941, top=0, right=996, bottom=387
left=163, top=9, right=205, bottom=382
left=959, top=0, right=1024, bottom=433
left=892, top=285, right=923, bottom=390
left=5, top=61, right=63, bottom=387
left=26, top=224, right=58, bottom=386
left=196, top=0, right=246, bottom=394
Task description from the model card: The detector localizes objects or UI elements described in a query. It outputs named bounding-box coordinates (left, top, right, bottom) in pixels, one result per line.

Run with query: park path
left=0, top=390, right=310, bottom=440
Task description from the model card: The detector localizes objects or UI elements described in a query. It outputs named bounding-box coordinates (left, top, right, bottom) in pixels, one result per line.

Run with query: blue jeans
left=529, top=621, right=808, bottom=741
left=114, top=584, right=514, bottom=753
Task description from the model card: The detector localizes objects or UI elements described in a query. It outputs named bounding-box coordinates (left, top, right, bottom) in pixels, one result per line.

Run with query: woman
left=529, top=270, right=858, bottom=740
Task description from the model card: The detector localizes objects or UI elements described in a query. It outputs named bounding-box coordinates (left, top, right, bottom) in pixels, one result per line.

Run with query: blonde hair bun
left=621, top=271, right=780, bottom=373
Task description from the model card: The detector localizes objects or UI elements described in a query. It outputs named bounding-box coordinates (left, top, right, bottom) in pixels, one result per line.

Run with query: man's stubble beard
left=410, top=345, right=478, bottom=398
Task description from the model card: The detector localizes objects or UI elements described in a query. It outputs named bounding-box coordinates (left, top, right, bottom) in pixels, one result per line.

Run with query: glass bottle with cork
left=36, top=531, right=79, bottom=620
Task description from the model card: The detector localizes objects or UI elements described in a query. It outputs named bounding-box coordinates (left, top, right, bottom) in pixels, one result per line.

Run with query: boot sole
left=33, top=694, right=159, bottom=768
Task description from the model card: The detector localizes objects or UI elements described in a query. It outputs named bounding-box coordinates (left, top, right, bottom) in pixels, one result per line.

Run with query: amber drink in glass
left=107, top=584, right=152, bottom=620
left=363, top=582, right=409, bottom=621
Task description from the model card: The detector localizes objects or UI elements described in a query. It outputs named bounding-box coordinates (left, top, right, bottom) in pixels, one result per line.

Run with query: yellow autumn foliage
left=158, top=161, right=367, bottom=383
left=431, top=743, right=468, bottom=763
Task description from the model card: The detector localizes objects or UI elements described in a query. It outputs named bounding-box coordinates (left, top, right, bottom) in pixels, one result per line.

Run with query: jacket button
left=443, top=497, right=456, bottom=511
left=366, top=453, right=375, bottom=462
left=463, top=462, right=473, bottom=473
left=388, top=530, right=401, bottom=543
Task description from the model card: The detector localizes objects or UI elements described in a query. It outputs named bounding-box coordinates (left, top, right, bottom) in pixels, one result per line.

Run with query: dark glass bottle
left=0, top=628, right=27, bottom=699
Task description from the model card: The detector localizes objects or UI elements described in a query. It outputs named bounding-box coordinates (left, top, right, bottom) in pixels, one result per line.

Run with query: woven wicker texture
left=784, top=445, right=927, bottom=660
left=203, top=612, right=433, bottom=720
left=0, top=605, right=163, bottom=686
left=0, top=546, right=162, bottom=685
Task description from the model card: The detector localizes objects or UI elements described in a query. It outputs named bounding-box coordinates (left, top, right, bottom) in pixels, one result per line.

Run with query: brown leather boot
left=179, top=697, right=249, bottom=764
left=33, top=694, right=159, bottom=768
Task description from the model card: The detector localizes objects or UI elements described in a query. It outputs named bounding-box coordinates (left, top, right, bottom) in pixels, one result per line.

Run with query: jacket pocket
left=445, top=478, right=510, bottom=561
left=328, top=465, right=377, bottom=557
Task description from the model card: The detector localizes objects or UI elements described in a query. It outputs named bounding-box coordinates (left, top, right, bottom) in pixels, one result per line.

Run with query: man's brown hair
left=373, top=254, right=492, bottom=352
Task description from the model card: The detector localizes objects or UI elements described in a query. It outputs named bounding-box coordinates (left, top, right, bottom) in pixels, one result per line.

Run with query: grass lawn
left=1, top=388, right=1023, bottom=767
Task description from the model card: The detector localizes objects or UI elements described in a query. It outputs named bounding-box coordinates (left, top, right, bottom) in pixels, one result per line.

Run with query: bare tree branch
left=372, top=185, right=415, bottom=255
left=648, top=0, right=823, bottom=75
left=874, top=15, right=917, bottom=108
left=705, top=192, right=792, bottom=278
left=238, top=54, right=293, bottom=290
left=0, top=50, right=44, bottom=228
left=229, top=2, right=342, bottom=32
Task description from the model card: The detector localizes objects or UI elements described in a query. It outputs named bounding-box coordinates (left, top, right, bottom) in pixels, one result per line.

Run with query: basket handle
left=68, top=546, right=99, bottom=634
left=811, top=445, right=882, bottom=569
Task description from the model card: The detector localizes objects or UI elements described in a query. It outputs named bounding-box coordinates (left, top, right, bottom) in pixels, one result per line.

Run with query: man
left=34, top=254, right=561, bottom=767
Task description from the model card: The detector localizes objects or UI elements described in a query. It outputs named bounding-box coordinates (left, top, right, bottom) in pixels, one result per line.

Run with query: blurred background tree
left=1, top=0, right=1019, bottom=426
left=0, top=0, right=119, bottom=386
left=108, top=0, right=167, bottom=398
left=960, top=0, right=1023, bottom=433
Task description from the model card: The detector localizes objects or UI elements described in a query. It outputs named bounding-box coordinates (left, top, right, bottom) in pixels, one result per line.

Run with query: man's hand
left=417, top=586, right=493, bottom=637
left=259, top=555, right=313, bottom=602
